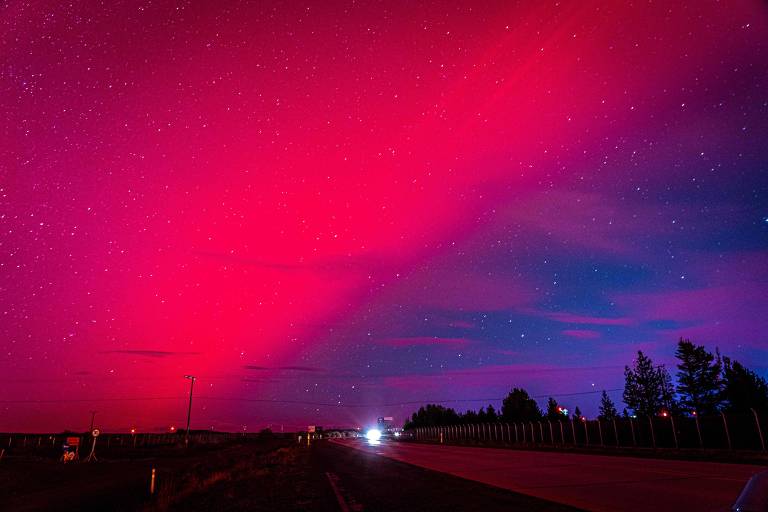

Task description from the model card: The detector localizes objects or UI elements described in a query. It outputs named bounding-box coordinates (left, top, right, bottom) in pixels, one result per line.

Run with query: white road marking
left=325, top=471, right=350, bottom=512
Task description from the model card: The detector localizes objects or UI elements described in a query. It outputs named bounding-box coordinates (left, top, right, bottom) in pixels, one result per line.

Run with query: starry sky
left=2, top=1, right=768, bottom=433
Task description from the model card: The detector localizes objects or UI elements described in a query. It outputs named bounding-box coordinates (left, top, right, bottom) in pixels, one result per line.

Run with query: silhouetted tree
left=486, top=404, right=498, bottom=422
left=623, top=351, right=672, bottom=416
left=721, top=357, right=768, bottom=412
left=598, top=390, right=618, bottom=420
left=462, top=409, right=478, bottom=424
left=659, top=364, right=679, bottom=414
left=573, top=406, right=582, bottom=420
left=545, top=397, right=563, bottom=420
left=501, top=388, right=542, bottom=421
left=675, top=339, right=723, bottom=415
left=404, top=404, right=461, bottom=429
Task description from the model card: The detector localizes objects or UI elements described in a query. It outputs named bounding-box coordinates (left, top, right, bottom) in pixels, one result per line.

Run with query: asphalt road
left=311, top=441, right=578, bottom=511
left=331, top=439, right=766, bottom=512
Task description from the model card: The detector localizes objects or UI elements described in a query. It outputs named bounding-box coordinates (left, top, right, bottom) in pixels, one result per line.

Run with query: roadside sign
left=307, top=426, right=316, bottom=433
left=92, top=428, right=100, bottom=437
left=66, top=437, right=80, bottom=446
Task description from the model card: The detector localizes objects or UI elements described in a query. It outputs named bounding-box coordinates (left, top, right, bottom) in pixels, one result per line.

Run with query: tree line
left=404, top=338, right=768, bottom=429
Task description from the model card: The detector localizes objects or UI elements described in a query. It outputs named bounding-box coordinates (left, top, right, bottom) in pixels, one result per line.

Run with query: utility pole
left=184, top=375, right=196, bottom=447
left=89, top=411, right=97, bottom=432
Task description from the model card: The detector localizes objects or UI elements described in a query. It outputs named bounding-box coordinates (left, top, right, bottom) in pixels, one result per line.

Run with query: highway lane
left=311, top=441, right=577, bottom=511
left=331, top=439, right=765, bottom=512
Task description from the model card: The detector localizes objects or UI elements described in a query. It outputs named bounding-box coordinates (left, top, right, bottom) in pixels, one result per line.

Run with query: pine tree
left=721, top=357, right=768, bottom=412
left=545, top=397, right=562, bottom=420
left=598, top=390, right=618, bottom=420
left=623, top=350, right=668, bottom=417
left=675, top=338, right=722, bottom=414
left=501, top=388, right=542, bottom=421
left=573, top=406, right=582, bottom=420
left=658, top=364, right=679, bottom=414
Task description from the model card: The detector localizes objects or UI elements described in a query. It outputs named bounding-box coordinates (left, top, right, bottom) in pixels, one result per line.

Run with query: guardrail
left=405, top=409, right=767, bottom=452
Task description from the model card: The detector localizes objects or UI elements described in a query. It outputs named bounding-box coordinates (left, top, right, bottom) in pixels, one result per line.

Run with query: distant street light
left=184, top=375, right=196, bottom=446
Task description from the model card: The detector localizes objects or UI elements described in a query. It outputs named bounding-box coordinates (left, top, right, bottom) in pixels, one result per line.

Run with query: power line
left=0, top=387, right=620, bottom=407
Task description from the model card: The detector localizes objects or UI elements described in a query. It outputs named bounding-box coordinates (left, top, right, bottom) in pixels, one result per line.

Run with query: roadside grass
left=142, top=443, right=327, bottom=511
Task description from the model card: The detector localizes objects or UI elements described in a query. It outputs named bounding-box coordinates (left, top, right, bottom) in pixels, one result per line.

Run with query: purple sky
left=2, top=0, right=767, bottom=432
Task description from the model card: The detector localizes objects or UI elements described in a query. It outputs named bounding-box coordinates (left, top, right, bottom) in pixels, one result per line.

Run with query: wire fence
left=0, top=431, right=262, bottom=460
left=405, top=409, right=768, bottom=452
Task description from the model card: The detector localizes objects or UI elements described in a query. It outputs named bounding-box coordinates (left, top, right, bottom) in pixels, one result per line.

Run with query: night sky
left=2, top=1, right=767, bottom=433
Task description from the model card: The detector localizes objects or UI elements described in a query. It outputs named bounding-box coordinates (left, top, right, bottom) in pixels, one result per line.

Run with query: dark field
left=0, top=438, right=576, bottom=511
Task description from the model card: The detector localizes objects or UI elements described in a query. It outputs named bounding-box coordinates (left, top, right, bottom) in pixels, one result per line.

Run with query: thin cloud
left=102, top=350, right=201, bottom=358
left=562, top=329, right=602, bottom=339
left=243, top=365, right=327, bottom=373
left=379, top=337, right=474, bottom=347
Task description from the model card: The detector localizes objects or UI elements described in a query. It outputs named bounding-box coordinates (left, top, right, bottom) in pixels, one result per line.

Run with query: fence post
left=529, top=422, right=535, bottom=443
left=630, top=418, right=637, bottom=446
left=612, top=418, right=619, bottom=447
left=670, top=416, right=678, bottom=449
left=583, top=420, right=590, bottom=446
left=721, top=412, right=732, bottom=450
left=548, top=421, right=554, bottom=445
left=559, top=420, right=564, bottom=445
left=694, top=414, right=703, bottom=448
left=648, top=417, right=656, bottom=448
left=571, top=419, right=576, bottom=445
left=514, top=423, right=519, bottom=443
left=538, top=421, right=544, bottom=444
left=751, top=408, right=765, bottom=452
left=597, top=420, right=604, bottom=447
